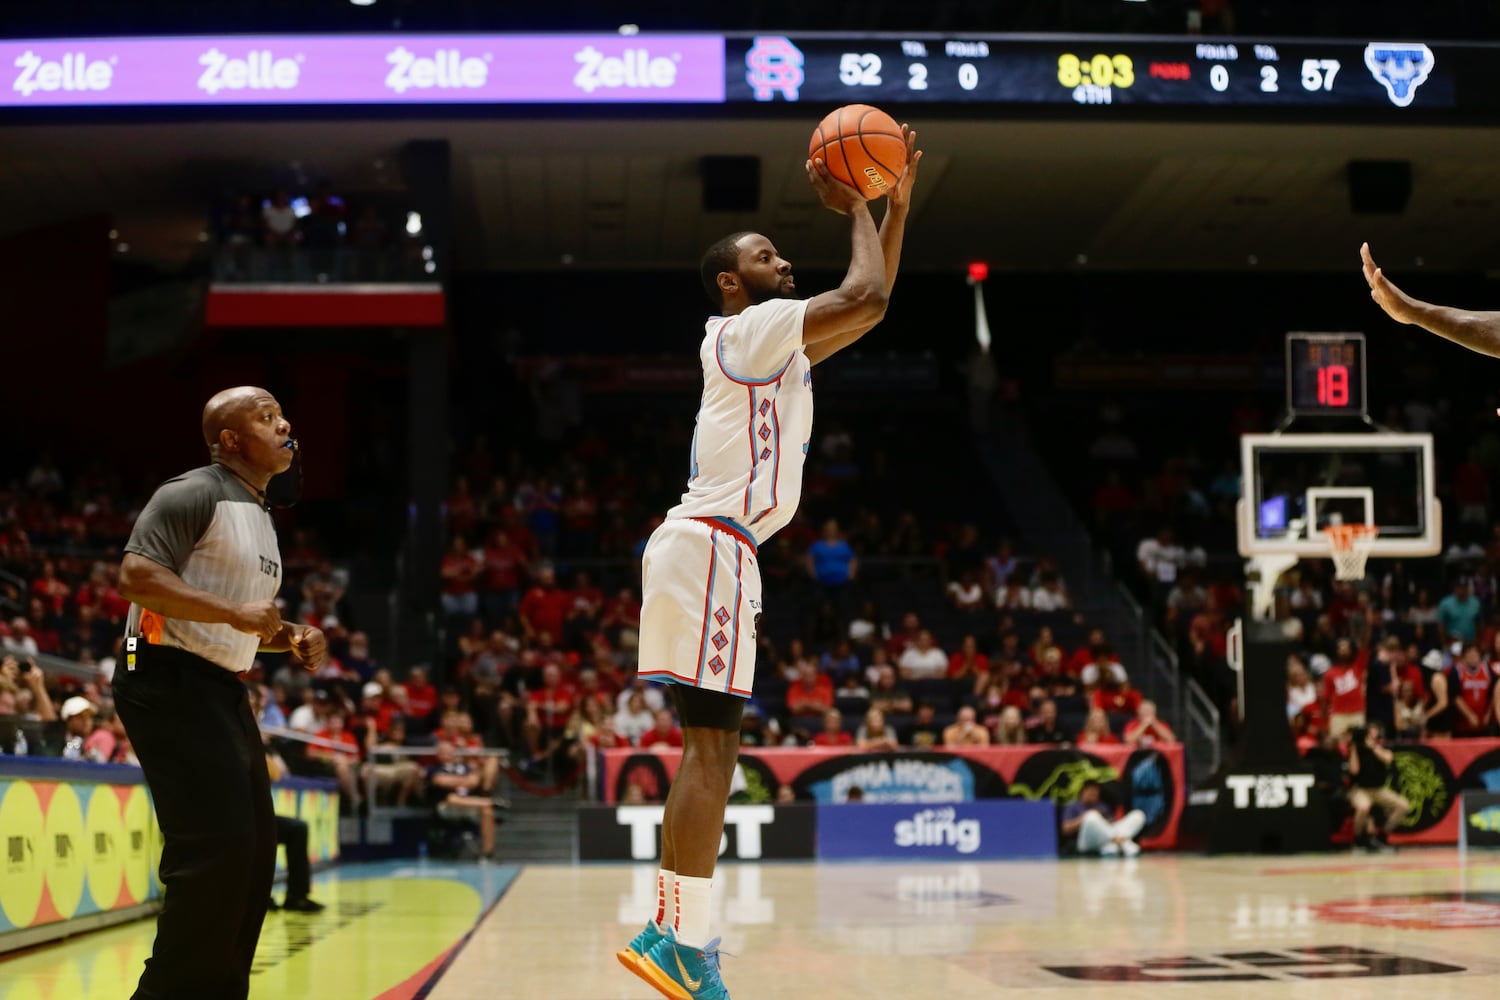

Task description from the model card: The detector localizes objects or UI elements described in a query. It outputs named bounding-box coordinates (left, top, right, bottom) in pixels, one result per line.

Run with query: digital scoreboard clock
left=1286, top=332, right=1366, bottom=416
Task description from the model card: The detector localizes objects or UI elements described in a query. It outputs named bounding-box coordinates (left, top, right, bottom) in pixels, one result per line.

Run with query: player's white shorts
left=638, top=516, right=762, bottom=698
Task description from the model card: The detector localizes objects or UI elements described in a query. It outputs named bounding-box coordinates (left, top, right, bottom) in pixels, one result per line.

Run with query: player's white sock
left=654, top=868, right=675, bottom=933
left=672, top=875, right=713, bottom=949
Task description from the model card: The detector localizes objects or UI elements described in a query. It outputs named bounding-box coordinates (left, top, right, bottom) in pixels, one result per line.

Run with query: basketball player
left=620, top=129, right=921, bottom=1000
left=114, top=387, right=326, bottom=1000
left=1362, top=242, right=1500, bottom=359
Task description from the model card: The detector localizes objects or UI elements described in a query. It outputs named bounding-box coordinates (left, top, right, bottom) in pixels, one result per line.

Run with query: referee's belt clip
left=126, top=635, right=138, bottom=671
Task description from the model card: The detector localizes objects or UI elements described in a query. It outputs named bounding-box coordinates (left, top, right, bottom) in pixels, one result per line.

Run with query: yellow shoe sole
left=634, top=953, right=694, bottom=1000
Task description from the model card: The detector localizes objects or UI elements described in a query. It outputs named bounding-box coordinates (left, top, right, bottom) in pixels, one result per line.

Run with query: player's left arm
left=1362, top=243, right=1500, bottom=358
left=807, top=128, right=922, bottom=367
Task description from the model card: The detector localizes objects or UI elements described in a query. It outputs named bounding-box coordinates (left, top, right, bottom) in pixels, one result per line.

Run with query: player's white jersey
left=666, top=297, right=813, bottom=546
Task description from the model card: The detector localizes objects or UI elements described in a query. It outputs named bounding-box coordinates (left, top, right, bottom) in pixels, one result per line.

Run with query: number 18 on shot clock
left=1286, top=332, right=1366, bottom=416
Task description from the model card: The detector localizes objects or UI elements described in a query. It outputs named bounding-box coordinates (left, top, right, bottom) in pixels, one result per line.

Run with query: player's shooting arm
left=1362, top=242, right=1500, bottom=357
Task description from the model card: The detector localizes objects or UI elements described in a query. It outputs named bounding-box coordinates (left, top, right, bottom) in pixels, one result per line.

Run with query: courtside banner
left=578, top=804, right=816, bottom=861
left=1, top=34, right=725, bottom=107
left=816, top=801, right=1057, bottom=861
left=601, top=745, right=1185, bottom=849
left=1460, top=791, right=1500, bottom=849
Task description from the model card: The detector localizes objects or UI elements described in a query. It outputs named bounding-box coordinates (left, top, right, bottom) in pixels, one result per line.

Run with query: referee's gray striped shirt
left=124, top=465, right=283, bottom=672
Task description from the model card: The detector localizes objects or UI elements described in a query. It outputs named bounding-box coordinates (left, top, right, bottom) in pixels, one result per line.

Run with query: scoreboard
left=729, top=35, right=1466, bottom=111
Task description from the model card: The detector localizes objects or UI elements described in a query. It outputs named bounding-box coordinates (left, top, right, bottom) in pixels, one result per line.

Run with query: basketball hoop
left=1323, top=523, right=1380, bottom=580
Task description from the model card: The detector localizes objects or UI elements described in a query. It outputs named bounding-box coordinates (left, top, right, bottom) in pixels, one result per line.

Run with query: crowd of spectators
left=210, top=181, right=429, bottom=283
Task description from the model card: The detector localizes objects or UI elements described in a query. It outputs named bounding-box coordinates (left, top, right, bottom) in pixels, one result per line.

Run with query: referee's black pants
left=114, top=643, right=276, bottom=1000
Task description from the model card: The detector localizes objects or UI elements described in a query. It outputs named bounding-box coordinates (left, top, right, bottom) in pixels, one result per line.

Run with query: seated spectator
left=616, top=673, right=666, bottom=716
left=640, top=709, right=684, bottom=750
left=975, top=668, right=1030, bottom=724
left=1028, top=626, right=1061, bottom=669
left=868, top=665, right=913, bottom=716
left=943, top=705, right=990, bottom=747
left=856, top=707, right=900, bottom=750
left=901, top=702, right=943, bottom=748
left=312, top=710, right=363, bottom=812
left=1080, top=647, right=1127, bottom=691
left=1123, top=700, right=1176, bottom=746
left=401, top=666, right=438, bottom=725
left=440, top=537, right=481, bottom=619
left=898, top=630, right=948, bottom=681
left=1061, top=779, right=1145, bottom=857
left=83, top=703, right=121, bottom=762
left=1030, top=571, right=1071, bottom=612
left=835, top=671, right=870, bottom=705
left=995, top=573, right=1032, bottom=612
left=1032, top=648, right=1077, bottom=701
left=847, top=600, right=889, bottom=653
left=1026, top=699, right=1070, bottom=746
left=599, top=587, right=641, bottom=649
left=525, top=664, right=578, bottom=756
left=813, top=708, right=853, bottom=747
left=615, top=691, right=656, bottom=745
left=60, top=696, right=99, bottom=760
left=1090, top=668, right=1143, bottom=716
left=885, top=613, right=923, bottom=660
left=362, top=714, right=423, bottom=807
left=947, top=571, right=988, bottom=613
left=344, top=631, right=379, bottom=683
left=948, top=635, right=989, bottom=680
left=1077, top=707, right=1120, bottom=745
left=984, top=539, right=1019, bottom=597
left=1066, top=629, right=1108, bottom=676
left=820, top=639, right=862, bottom=678
left=519, top=565, right=572, bottom=645
left=992, top=706, right=1026, bottom=745
left=426, top=741, right=496, bottom=859
left=786, top=659, right=835, bottom=718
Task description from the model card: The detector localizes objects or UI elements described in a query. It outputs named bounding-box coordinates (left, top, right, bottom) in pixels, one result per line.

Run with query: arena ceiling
left=0, top=114, right=1498, bottom=275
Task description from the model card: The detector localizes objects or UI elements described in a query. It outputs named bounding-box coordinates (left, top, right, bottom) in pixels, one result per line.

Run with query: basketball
left=808, top=104, right=907, bottom=200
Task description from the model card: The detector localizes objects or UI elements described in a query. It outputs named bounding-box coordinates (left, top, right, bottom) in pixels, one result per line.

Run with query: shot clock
left=1286, top=332, right=1366, bottom=417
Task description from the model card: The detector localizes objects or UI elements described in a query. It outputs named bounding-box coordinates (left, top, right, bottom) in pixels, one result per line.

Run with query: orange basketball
left=808, top=104, right=907, bottom=200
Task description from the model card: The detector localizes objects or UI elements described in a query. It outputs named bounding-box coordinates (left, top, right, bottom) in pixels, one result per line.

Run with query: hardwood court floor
left=436, top=850, right=1500, bottom=1000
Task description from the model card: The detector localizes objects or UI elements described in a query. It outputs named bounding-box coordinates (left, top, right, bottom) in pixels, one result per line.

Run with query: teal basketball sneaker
left=616, top=920, right=666, bottom=974
left=638, top=934, right=732, bottom=1000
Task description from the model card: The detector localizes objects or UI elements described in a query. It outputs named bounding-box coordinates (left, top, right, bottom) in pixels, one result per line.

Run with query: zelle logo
left=617, top=805, right=774, bottom=860
left=574, top=45, right=679, bottom=94
left=386, top=47, right=490, bottom=94
left=198, top=48, right=301, bottom=95
left=894, top=807, right=982, bottom=854
left=13, top=50, right=114, bottom=97
left=1225, top=774, right=1316, bottom=809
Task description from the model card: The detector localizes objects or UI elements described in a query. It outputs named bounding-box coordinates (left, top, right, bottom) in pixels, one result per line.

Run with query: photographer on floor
left=1346, top=722, right=1409, bottom=854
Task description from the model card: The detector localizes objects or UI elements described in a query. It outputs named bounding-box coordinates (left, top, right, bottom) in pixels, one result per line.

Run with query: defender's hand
left=887, top=126, right=923, bottom=210
left=1361, top=242, right=1421, bottom=325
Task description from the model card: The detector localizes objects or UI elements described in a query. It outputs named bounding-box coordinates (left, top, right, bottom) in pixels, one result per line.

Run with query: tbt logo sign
left=13, top=50, right=113, bottom=97
left=1224, top=774, right=1315, bottom=809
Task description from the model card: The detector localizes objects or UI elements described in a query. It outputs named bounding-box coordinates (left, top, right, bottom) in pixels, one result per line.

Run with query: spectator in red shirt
left=1078, top=708, right=1120, bottom=745
left=480, top=528, right=525, bottom=624
left=401, top=666, right=438, bottom=722
left=356, top=681, right=400, bottom=736
left=525, top=663, right=577, bottom=751
left=884, top=612, right=923, bottom=660
left=600, top=587, right=642, bottom=648
left=1320, top=638, right=1368, bottom=737
left=1123, top=699, right=1176, bottom=746
left=947, top=634, right=989, bottom=680
left=1067, top=629, right=1108, bottom=677
left=75, top=562, right=131, bottom=622
left=30, top=560, right=70, bottom=615
left=446, top=475, right=478, bottom=539
left=641, top=708, right=684, bottom=750
left=313, top=710, right=363, bottom=811
left=1090, top=669, right=1143, bottom=716
left=519, top=565, right=571, bottom=645
left=561, top=475, right=600, bottom=553
left=786, top=660, right=835, bottom=718
left=564, top=570, right=604, bottom=648
left=23, top=599, right=60, bottom=655
left=440, top=536, right=481, bottom=618
left=813, top=708, right=853, bottom=747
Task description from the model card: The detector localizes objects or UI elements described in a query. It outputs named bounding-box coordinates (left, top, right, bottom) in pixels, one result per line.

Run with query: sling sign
left=0, top=34, right=725, bottom=106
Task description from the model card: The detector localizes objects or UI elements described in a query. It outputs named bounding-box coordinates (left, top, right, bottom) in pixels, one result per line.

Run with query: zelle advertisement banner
left=2, top=35, right=726, bottom=106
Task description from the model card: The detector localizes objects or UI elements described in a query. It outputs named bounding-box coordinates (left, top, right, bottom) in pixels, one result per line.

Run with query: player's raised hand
left=1361, top=242, right=1420, bottom=325
left=887, top=125, right=923, bottom=210
left=806, top=157, right=867, bottom=216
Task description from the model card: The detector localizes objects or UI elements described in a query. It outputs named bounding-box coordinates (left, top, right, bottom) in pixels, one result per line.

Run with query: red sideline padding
left=602, top=744, right=1186, bottom=850
left=205, top=283, right=445, bottom=327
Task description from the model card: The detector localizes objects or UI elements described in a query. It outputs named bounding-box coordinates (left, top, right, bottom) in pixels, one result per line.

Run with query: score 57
left=1301, top=58, right=1340, bottom=91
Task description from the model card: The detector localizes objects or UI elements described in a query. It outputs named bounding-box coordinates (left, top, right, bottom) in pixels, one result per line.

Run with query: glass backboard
left=1237, top=432, right=1441, bottom=558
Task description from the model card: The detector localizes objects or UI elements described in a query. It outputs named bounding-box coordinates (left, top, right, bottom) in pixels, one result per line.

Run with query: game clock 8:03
left=1058, top=53, right=1135, bottom=97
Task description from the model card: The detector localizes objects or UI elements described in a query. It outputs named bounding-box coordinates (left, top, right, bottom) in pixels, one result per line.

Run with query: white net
left=1324, top=524, right=1380, bottom=581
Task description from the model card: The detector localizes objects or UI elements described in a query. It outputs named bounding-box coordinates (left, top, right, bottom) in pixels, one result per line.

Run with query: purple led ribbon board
left=2, top=34, right=726, bottom=106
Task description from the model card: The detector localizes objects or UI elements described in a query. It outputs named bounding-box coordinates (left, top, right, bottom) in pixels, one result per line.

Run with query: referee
left=114, top=386, right=327, bottom=1000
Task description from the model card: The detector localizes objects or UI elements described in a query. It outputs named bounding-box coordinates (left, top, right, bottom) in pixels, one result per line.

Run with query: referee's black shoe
left=283, top=897, right=327, bottom=913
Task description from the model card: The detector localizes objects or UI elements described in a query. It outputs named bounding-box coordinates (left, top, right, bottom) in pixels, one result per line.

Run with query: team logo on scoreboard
left=745, top=36, right=804, bottom=102
left=1363, top=42, right=1434, bottom=108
